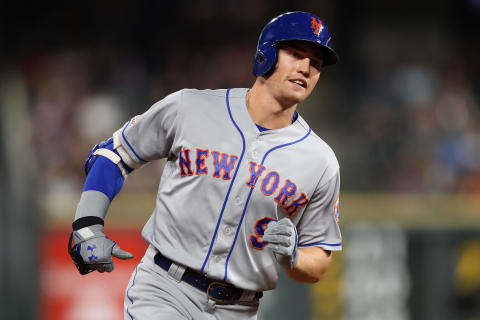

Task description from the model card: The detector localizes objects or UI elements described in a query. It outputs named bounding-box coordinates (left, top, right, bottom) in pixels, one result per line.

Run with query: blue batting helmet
left=253, top=11, right=339, bottom=77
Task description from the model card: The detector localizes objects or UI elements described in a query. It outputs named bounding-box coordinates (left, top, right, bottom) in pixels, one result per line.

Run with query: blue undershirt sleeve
left=83, top=156, right=125, bottom=201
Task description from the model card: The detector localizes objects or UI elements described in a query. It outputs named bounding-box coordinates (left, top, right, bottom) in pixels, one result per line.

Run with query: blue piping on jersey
left=256, top=124, right=270, bottom=132
left=293, top=224, right=298, bottom=262
left=122, top=123, right=148, bottom=163
left=201, top=89, right=246, bottom=273
left=299, top=242, right=342, bottom=247
left=223, top=124, right=312, bottom=281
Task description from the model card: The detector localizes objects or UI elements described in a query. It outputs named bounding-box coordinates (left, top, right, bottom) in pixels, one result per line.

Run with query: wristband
left=72, top=216, right=104, bottom=231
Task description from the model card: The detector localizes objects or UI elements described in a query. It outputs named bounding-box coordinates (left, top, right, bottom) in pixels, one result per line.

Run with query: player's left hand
left=263, top=218, right=298, bottom=270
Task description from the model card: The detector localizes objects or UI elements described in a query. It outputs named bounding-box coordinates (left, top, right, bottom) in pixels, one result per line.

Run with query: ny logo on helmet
left=310, top=17, right=323, bottom=36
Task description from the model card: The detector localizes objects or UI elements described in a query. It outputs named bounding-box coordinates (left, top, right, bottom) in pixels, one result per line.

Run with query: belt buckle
left=206, top=281, right=234, bottom=303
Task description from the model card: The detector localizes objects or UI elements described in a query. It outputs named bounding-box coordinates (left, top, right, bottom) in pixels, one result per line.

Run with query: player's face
left=265, top=41, right=323, bottom=107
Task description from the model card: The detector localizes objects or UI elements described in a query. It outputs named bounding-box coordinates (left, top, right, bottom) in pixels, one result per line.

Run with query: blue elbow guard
left=83, top=138, right=133, bottom=201
left=84, top=138, right=133, bottom=175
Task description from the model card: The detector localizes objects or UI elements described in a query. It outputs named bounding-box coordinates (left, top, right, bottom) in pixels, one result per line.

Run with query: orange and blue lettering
left=274, top=179, right=297, bottom=205
left=212, top=151, right=238, bottom=180
left=334, top=193, right=340, bottom=223
left=261, top=171, right=280, bottom=196
left=195, top=148, right=209, bottom=175
left=249, top=217, right=276, bottom=250
left=311, top=17, right=323, bottom=36
left=178, top=149, right=193, bottom=176
left=283, top=192, right=309, bottom=216
left=245, top=161, right=266, bottom=188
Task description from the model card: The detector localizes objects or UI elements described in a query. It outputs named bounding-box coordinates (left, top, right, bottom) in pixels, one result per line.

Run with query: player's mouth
left=289, top=78, right=307, bottom=89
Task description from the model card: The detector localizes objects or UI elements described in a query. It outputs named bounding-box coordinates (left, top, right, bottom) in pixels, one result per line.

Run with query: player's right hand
left=69, top=224, right=134, bottom=274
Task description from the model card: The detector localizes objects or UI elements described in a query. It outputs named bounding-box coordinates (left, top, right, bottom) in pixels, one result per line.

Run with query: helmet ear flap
left=253, top=45, right=277, bottom=77
left=256, top=52, right=265, bottom=64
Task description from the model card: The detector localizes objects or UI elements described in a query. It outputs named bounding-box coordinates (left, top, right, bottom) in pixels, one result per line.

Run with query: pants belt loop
left=168, top=262, right=186, bottom=282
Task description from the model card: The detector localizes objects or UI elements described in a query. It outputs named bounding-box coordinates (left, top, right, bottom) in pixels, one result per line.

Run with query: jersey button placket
left=250, top=149, right=260, bottom=162
left=235, top=196, right=242, bottom=205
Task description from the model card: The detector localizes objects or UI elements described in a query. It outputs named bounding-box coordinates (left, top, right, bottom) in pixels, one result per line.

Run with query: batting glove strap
left=68, top=233, right=92, bottom=275
left=263, top=218, right=299, bottom=270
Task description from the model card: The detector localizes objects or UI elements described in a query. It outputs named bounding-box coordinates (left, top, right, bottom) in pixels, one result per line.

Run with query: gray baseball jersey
left=115, top=88, right=341, bottom=292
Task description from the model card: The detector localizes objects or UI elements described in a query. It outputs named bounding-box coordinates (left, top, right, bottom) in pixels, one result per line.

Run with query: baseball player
left=69, top=11, right=342, bottom=319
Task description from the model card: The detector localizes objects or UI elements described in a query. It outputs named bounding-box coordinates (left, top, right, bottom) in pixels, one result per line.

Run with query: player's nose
left=297, top=58, right=310, bottom=76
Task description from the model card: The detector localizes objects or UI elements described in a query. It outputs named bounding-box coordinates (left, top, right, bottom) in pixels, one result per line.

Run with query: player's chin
left=279, top=87, right=310, bottom=106
left=288, top=90, right=310, bottom=104
left=290, top=86, right=312, bottom=101
left=281, top=96, right=305, bottom=109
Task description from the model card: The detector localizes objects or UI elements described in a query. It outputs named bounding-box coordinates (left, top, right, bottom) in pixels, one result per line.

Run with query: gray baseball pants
left=124, top=245, right=260, bottom=319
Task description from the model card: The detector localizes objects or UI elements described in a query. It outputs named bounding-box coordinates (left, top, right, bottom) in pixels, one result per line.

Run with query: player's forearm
left=284, top=247, right=332, bottom=283
left=74, top=190, right=111, bottom=221
left=74, top=158, right=124, bottom=221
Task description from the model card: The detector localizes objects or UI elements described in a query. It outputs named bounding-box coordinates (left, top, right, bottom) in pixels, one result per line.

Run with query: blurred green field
left=44, top=191, right=480, bottom=229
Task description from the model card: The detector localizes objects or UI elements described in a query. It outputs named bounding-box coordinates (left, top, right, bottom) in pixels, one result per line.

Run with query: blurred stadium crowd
left=1, top=1, right=480, bottom=319
left=1, top=0, right=480, bottom=202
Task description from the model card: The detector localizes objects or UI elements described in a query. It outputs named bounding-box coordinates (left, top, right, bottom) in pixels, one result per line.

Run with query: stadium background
left=1, top=0, right=480, bottom=319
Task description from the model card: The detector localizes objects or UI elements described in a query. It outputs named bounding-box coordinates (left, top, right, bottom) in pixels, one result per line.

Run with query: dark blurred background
left=1, top=1, right=480, bottom=319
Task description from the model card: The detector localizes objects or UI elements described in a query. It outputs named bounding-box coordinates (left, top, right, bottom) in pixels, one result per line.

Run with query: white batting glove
left=263, top=218, right=299, bottom=270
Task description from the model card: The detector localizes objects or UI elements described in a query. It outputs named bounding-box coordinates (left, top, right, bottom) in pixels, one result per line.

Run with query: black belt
left=154, top=251, right=263, bottom=303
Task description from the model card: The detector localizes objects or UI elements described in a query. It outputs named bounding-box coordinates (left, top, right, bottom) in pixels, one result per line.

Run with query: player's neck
left=247, top=82, right=297, bottom=130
